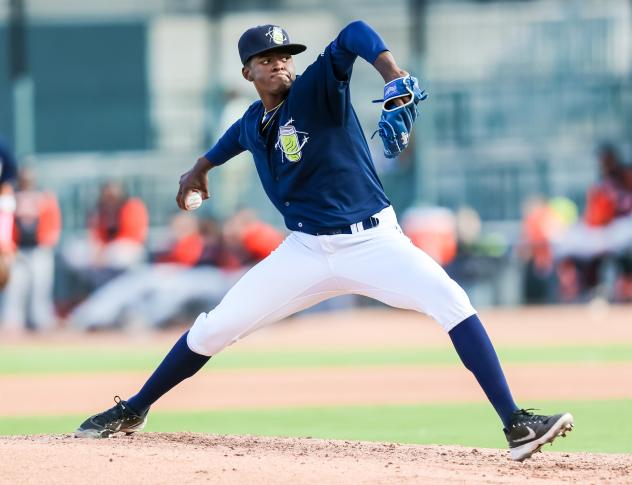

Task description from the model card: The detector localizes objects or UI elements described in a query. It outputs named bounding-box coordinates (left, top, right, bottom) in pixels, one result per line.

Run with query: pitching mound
left=2, top=433, right=631, bottom=484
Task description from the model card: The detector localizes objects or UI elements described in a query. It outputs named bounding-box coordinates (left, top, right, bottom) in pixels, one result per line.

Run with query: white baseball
left=185, top=191, right=203, bottom=211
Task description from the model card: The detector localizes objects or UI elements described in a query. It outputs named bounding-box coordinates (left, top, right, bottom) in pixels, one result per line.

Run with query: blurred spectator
left=0, top=138, right=18, bottom=255
left=400, top=206, right=458, bottom=266
left=453, top=206, right=510, bottom=265
left=62, top=181, right=149, bottom=293
left=518, top=196, right=575, bottom=303
left=153, top=213, right=204, bottom=266
left=68, top=209, right=284, bottom=330
left=584, top=144, right=631, bottom=226
left=88, top=181, right=148, bottom=269
left=554, top=145, right=632, bottom=302
left=445, top=206, right=510, bottom=305
left=1, top=168, right=61, bottom=331
left=242, top=218, right=285, bottom=261
left=196, top=217, right=224, bottom=266
left=400, top=205, right=512, bottom=306
left=216, top=208, right=284, bottom=269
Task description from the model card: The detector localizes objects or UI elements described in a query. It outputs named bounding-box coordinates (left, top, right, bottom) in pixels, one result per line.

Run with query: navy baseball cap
left=238, top=25, right=306, bottom=65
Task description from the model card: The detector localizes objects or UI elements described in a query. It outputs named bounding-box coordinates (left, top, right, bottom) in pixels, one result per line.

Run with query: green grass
left=1, top=344, right=631, bottom=375
left=0, top=400, right=629, bottom=453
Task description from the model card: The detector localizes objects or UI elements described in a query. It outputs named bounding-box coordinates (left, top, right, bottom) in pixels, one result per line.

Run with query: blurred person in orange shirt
left=1, top=168, right=61, bottom=331
left=400, top=206, right=458, bottom=267
left=154, top=213, right=204, bottom=267
left=584, top=144, right=632, bottom=226
left=242, top=219, right=285, bottom=261
left=518, top=196, right=573, bottom=303
left=555, top=144, right=632, bottom=302
left=88, top=181, right=148, bottom=270
left=63, top=181, right=149, bottom=295
left=215, top=209, right=284, bottom=269
left=68, top=210, right=280, bottom=330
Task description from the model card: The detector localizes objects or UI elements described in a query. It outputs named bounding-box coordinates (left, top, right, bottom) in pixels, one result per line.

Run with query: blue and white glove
left=372, top=75, right=428, bottom=159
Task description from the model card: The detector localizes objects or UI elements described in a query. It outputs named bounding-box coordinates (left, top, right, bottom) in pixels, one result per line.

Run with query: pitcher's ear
left=242, top=65, right=253, bottom=82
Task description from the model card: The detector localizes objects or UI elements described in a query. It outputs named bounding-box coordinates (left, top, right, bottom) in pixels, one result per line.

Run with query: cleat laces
left=92, top=396, right=135, bottom=428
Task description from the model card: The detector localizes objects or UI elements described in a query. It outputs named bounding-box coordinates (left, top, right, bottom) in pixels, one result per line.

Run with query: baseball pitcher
left=75, top=21, right=573, bottom=461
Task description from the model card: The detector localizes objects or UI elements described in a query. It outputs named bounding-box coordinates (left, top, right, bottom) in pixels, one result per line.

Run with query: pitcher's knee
left=427, top=279, right=476, bottom=332
left=187, top=311, right=238, bottom=356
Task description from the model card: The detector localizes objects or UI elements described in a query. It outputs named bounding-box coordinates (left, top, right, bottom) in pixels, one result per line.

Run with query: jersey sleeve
left=0, top=141, right=18, bottom=185
left=203, top=118, right=245, bottom=166
left=293, top=21, right=389, bottom=124
left=328, top=20, right=389, bottom=82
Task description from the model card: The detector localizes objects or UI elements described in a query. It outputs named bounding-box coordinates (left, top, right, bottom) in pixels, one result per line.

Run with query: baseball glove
left=372, top=75, right=428, bottom=159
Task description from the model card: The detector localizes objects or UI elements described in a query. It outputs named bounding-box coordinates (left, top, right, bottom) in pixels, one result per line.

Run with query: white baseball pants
left=188, top=206, right=476, bottom=356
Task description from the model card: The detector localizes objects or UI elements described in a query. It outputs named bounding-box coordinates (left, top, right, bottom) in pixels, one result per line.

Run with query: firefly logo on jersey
left=276, top=118, right=309, bottom=163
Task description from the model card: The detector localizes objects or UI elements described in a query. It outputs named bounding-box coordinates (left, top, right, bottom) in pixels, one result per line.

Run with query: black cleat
left=74, top=396, right=148, bottom=439
left=504, top=409, right=574, bottom=461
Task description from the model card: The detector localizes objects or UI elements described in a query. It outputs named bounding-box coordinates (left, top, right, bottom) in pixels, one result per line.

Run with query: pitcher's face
left=243, top=51, right=296, bottom=96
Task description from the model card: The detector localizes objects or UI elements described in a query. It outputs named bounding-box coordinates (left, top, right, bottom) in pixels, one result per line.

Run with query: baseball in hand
left=184, top=191, right=203, bottom=211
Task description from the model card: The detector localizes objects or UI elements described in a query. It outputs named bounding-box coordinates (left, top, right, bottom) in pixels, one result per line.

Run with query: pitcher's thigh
left=187, top=235, right=336, bottom=356
left=341, top=233, right=475, bottom=331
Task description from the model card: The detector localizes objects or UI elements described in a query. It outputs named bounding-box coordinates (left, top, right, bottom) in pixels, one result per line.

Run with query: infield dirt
left=1, top=306, right=631, bottom=483
left=1, top=433, right=631, bottom=484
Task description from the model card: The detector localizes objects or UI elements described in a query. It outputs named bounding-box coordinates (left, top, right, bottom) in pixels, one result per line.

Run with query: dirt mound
left=1, top=433, right=631, bottom=484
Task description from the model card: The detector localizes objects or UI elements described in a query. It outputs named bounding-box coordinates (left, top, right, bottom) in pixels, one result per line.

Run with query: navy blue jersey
left=0, top=139, right=17, bottom=186
left=205, top=21, right=391, bottom=234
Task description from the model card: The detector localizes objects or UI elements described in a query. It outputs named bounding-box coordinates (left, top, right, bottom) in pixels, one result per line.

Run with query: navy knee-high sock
left=449, top=314, right=518, bottom=428
left=127, top=331, right=210, bottom=415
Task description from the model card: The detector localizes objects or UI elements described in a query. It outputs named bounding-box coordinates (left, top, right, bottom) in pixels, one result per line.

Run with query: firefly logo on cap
left=266, top=26, right=286, bottom=45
